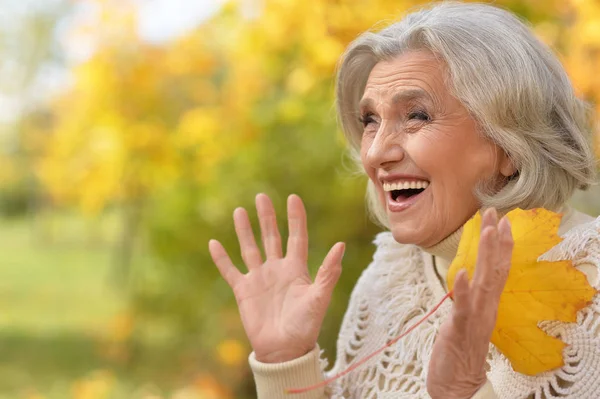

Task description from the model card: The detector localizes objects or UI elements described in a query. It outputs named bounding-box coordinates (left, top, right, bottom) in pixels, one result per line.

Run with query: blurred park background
left=1, top=0, right=600, bottom=398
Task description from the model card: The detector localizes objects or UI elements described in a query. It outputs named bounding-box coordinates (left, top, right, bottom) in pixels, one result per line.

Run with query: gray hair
left=336, top=1, right=597, bottom=228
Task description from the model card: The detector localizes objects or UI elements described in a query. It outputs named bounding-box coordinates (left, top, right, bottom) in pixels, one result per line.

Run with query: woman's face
left=360, top=50, right=513, bottom=247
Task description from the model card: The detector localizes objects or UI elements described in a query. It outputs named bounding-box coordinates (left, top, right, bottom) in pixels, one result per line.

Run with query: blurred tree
left=0, top=0, right=70, bottom=217
left=27, top=0, right=600, bottom=395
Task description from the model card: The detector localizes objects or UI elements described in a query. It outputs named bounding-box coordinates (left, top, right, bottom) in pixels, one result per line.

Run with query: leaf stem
left=285, top=290, right=454, bottom=394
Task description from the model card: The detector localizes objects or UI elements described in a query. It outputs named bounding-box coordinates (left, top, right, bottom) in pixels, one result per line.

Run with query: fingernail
left=483, top=207, right=496, bottom=223
left=490, top=207, right=498, bottom=222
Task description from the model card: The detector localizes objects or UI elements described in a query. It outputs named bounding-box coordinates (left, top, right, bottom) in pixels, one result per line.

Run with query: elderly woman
left=208, top=2, right=600, bottom=398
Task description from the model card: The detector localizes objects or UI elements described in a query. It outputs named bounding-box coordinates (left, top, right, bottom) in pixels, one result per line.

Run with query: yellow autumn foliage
left=29, top=0, right=600, bottom=215
left=216, top=339, right=247, bottom=367
left=71, top=370, right=115, bottom=399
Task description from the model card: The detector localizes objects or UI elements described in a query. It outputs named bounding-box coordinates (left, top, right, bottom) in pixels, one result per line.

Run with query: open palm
left=209, top=194, right=345, bottom=363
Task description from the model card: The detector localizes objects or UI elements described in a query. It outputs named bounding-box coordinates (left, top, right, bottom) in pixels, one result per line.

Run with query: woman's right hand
left=208, top=193, right=345, bottom=364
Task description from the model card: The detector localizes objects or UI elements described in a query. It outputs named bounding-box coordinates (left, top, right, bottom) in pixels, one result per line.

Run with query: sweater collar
left=421, top=226, right=462, bottom=263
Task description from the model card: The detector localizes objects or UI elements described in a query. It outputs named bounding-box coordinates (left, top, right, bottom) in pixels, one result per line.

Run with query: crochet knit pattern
left=249, top=214, right=600, bottom=399
left=324, top=220, right=600, bottom=398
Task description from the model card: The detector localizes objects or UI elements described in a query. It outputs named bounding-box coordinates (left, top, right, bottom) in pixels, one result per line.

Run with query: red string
left=285, top=290, right=454, bottom=395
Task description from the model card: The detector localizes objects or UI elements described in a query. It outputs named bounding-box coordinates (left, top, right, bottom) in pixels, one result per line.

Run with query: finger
left=472, top=208, right=499, bottom=289
left=286, top=194, right=308, bottom=262
left=209, top=239, right=243, bottom=287
left=314, top=242, right=345, bottom=293
left=233, top=207, right=263, bottom=270
left=498, top=216, right=514, bottom=260
left=452, top=269, right=471, bottom=334
left=493, top=216, right=514, bottom=300
left=256, top=193, right=283, bottom=260
left=472, top=209, right=502, bottom=311
left=472, top=227, right=499, bottom=310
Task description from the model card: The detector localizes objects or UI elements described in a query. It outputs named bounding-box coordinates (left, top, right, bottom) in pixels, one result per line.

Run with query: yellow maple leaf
left=447, top=208, right=597, bottom=376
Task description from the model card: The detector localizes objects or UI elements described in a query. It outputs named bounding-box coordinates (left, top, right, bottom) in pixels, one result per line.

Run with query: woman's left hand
left=427, top=208, right=514, bottom=399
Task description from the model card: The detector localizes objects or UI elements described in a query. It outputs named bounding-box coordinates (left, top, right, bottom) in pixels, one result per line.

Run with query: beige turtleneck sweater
left=248, top=206, right=599, bottom=398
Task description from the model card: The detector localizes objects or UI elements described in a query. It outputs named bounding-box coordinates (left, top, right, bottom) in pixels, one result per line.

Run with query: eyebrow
left=358, top=88, right=433, bottom=111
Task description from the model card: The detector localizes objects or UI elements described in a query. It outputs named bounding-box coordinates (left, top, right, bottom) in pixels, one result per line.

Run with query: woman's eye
left=359, top=113, right=376, bottom=128
left=408, top=111, right=430, bottom=121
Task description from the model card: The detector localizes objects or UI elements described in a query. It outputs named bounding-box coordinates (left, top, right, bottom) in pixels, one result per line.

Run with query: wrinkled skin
left=427, top=208, right=513, bottom=398
left=209, top=194, right=344, bottom=363
left=359, top=50, right=514, bottom=247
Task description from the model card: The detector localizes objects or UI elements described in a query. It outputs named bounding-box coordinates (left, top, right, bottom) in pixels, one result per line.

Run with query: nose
left=364, top=124, right=405, bottom=170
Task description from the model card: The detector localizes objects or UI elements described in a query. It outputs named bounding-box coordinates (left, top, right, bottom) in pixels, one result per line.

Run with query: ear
left=499, top=152, right=516, bottom=177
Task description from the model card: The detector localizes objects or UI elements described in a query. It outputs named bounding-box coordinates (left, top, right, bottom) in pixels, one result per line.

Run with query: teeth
left=383, top=180, right=429, bottom=192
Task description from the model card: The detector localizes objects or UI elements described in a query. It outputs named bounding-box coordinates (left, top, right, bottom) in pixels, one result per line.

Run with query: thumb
left=314, top=242, right=345, bottom=292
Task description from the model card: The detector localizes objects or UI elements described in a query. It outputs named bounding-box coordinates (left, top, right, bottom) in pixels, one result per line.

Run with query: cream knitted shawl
left=249, top=211, right=600, bottom=399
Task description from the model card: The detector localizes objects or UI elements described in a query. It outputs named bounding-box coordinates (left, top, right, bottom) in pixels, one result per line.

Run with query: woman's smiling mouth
left=383, top=179, right=430, bottom=212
